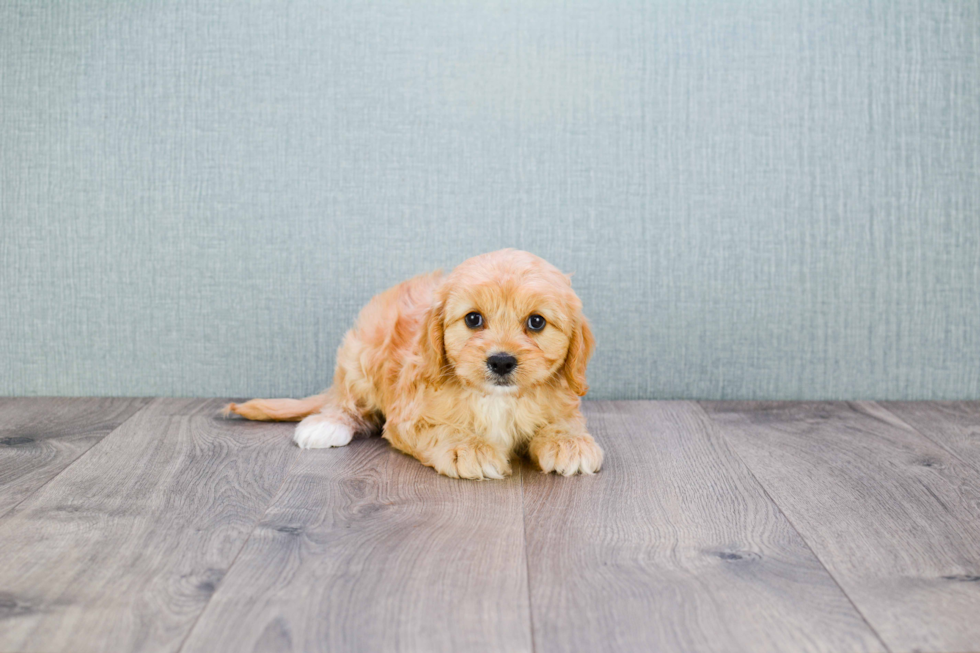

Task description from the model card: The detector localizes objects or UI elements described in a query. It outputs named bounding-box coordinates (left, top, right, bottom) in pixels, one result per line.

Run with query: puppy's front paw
left=530, top=433, right=603, bottom=476
left=294, top=415, right=353, bottom=449
left=431, top=440, right=511, bottom=480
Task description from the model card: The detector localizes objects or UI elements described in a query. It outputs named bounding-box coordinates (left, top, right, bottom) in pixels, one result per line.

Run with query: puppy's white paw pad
left=294, top=419, right=353, bottom=449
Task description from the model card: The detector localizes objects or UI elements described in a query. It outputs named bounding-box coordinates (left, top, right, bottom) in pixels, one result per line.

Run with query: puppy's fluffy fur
left=226, top=249, right=602, bottom=480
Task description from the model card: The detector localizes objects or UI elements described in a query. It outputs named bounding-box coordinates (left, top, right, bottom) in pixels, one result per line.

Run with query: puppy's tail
left=223, top=392, right=330, bottom=422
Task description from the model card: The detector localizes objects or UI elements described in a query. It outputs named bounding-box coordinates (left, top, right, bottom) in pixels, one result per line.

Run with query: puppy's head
left=421, top=249, right=594, bottom=396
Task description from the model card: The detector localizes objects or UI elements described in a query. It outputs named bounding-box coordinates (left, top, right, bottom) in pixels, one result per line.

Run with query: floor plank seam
left=8, top=400, right=975, bottom=652
left=174, top=428, right=306, bottom=653
left=519, top=462, right=538, bottom=653
left=870, top=402, right=980, bottom=477
left=0, top=398, right=154, bottom=521
left=694, top=402, right=894, bottom=653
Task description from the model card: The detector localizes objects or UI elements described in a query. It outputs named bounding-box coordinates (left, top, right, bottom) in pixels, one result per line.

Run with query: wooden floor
left=0, top=400, right=978, bottom=653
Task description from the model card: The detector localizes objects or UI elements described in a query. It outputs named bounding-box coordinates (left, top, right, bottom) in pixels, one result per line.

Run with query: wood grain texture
left=181, top=437, right=532, bottom=653
left=879, top=401, right=980, bottom=470
left=702, top=401, right=980, bottom=653
left=0, top=397, right=150, bottom=518
left=0, top=398, right=299, bottom=653
left=521, top=401, right=884, bottom=653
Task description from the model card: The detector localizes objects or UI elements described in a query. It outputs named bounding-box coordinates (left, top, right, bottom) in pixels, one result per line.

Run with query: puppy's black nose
left=487, top=353, right=518, bottom=376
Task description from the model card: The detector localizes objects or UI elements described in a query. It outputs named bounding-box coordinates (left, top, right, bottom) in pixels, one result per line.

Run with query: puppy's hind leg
left=293, top=388, right=378, bottom=450
left=294, top=409, right=355, bottom=449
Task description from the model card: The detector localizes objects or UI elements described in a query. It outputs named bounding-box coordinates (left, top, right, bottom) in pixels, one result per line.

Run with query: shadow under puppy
left=226, top=249, right=603, bottom=480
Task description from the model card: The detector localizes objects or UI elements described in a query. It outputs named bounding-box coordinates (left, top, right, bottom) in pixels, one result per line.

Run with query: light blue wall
left=2, top=1, right=978, bottom=400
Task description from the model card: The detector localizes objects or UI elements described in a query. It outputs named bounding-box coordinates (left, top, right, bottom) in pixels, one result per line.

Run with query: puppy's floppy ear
left=562, top=316, right=595, bottom=396
left=418, top=291, right=447, bottom=382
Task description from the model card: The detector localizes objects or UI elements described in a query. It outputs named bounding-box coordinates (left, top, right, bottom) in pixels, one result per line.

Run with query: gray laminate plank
left=0, top=398, right=299, bottom=653
left=522, top=401, right=885, bottom=653
left=180, top=437, right=532, bottom=653
left=0, top=397, right=150, bottom=518
left=878, top=401, right=980, bottom=471
left=701, top=401, right=980, bottom=653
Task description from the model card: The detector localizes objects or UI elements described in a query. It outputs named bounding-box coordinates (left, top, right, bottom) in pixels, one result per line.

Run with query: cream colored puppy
left=226, top=249, right=602, bottom=480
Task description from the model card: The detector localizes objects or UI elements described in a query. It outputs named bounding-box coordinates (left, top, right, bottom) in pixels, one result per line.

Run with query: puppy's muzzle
left=486, top=352, right=518, bottom=378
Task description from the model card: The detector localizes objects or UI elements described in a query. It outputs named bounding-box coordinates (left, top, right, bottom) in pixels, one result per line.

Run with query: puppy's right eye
left=464, top=312, right=484, bottom=329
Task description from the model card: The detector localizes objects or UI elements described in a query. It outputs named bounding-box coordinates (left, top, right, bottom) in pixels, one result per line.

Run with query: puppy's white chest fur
left=472, top=393, right=522, bottom=451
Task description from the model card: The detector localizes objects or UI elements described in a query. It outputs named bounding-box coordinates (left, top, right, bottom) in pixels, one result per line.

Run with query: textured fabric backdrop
left=1, top=1, right=978, bottom=400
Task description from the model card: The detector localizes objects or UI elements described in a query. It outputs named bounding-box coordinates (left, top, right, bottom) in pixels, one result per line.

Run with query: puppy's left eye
left=464, top=312, right=484, bottom=329
left=526, top=314, right=546, bottom=332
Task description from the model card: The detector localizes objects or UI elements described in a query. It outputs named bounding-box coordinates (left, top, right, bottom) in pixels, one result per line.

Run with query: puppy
left=225, top=249, right=603, bottom=480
